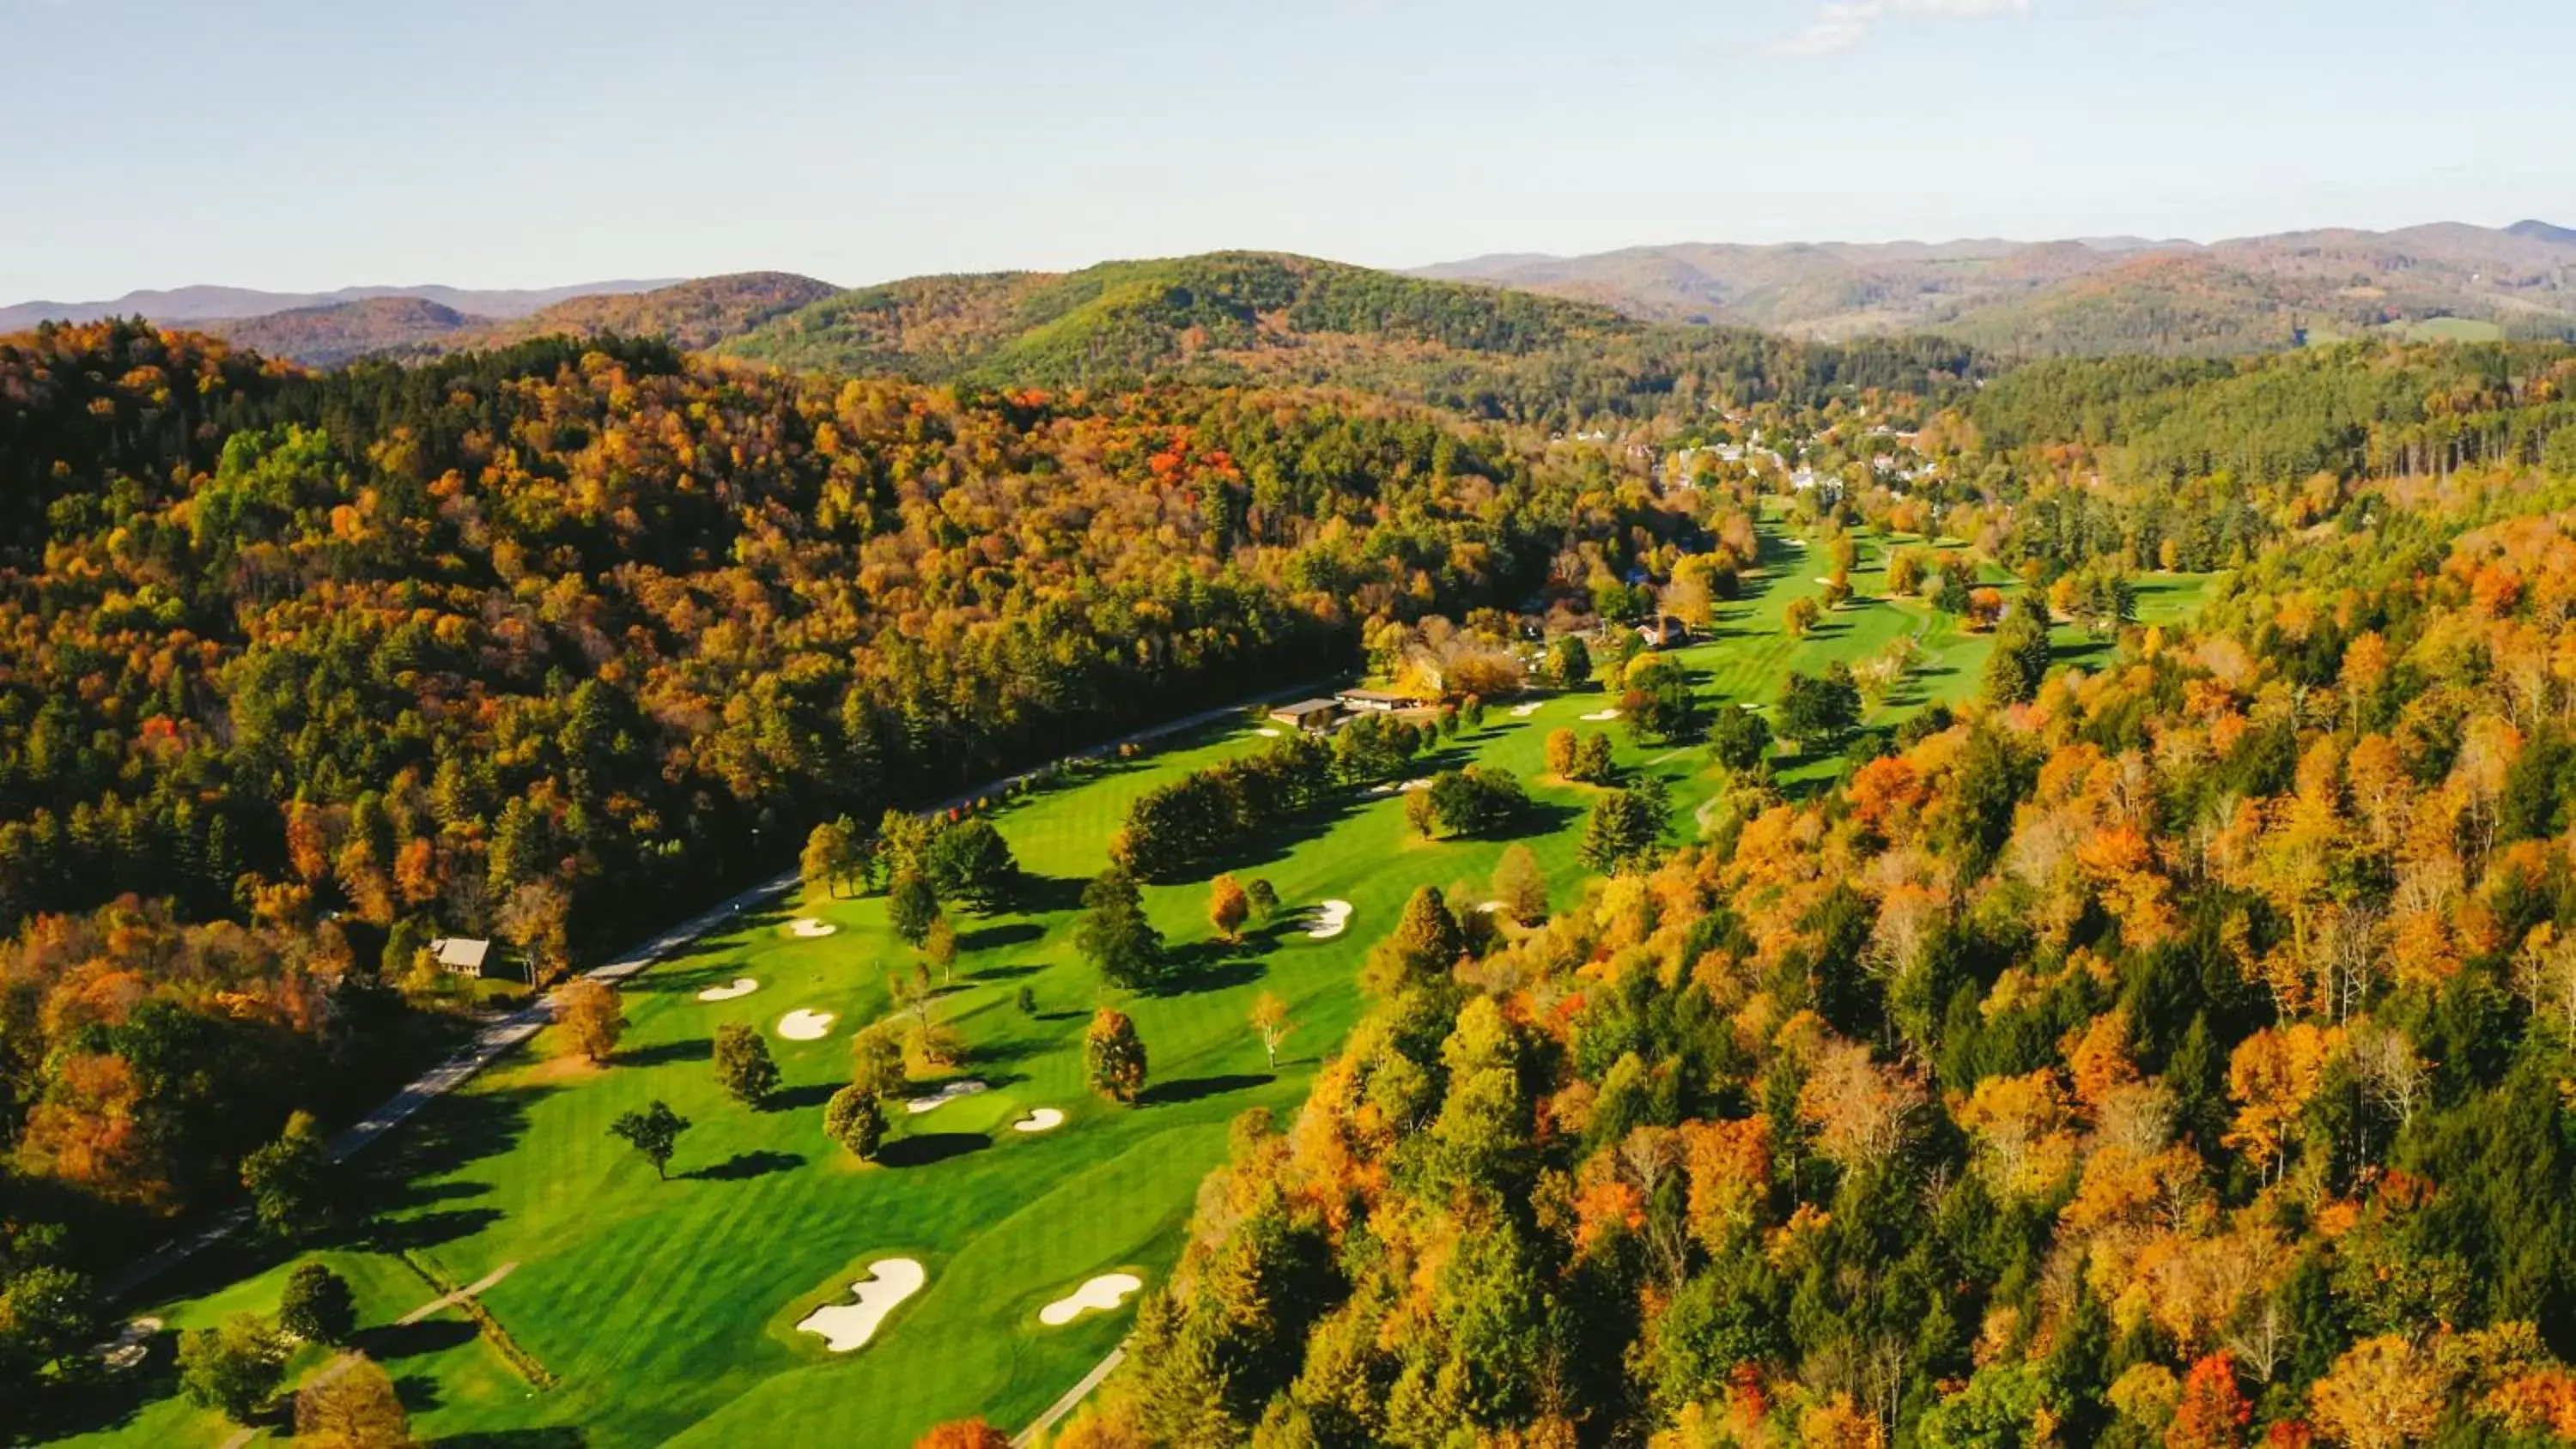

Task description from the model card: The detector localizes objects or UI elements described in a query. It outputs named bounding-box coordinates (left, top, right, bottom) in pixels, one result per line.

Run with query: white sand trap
left=777, top=1009, right=836, bottom=1040
left=1579, top=709, right=1621, bottom=722
left=1789, top=538, right=1809, bottom=549
left=1396, top=777, right=1433, bottom=792
left=1012, top=1107, right=1066, bottom=1133
left=94, top=1317, right=160, bottom=1372
left=1474, top=900, right=1506, bottom=914
left=1255, top=727, right=1282, bottom=737
left=1307, top=900, right=1354, bottom=940
left=787, top=918, right=837, bottom=937
left=797, top=1260, right=927, bottom=1351
left=1038, top=1273, right=1143, bottom=1327
left=906, top=1078, right=989, bottom=1114
left=1814, top=576, right=1836, bottom=586
left=1510, top=701, right=1543, bottom=717
left=696, top=978, right=759, bottom=1002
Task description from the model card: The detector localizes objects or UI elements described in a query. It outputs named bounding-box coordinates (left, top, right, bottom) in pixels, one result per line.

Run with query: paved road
left=102, top=682, right=1328, bottom=1307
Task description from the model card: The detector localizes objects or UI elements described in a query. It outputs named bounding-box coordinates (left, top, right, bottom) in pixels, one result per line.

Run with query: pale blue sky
left=3, top=0, right=2569, bottom=300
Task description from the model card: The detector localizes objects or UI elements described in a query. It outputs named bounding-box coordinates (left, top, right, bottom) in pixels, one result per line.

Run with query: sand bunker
left=1474, top=900, right=1506, bottom=914
left=696, top=978, right=759, bottom=1002
left=1510, top=701, right=1543, bottom=717
left=1012, top=1107, right=1066, bottom=1133
left=1255, top=727, right=1282, bottom=737
left=1396, top=777, right=1432, bottom=792
left=94, top=1317, right=161, bottom=1372
left=787, top=918, right=837, bottom=937
left=1579, top=709, right=1621, bottom=722
left=906, top=1078, right=989, bottom=1114
left=777, top=1009, right=836, bottom=1040
left=796, top=1259, right=927, bottom=1351
left=1814, top=576, right=1836, bottom=586
left=1307, top=900, right=1354, bottom=940
left=1039, top=1273, right=1143, bottom=1327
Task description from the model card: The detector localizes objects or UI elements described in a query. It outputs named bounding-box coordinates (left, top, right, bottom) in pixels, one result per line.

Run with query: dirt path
left=1012, top=1343, right=1127, bottom=1447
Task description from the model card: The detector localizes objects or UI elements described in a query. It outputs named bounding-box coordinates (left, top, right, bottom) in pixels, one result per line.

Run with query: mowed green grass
left=66, top=517, right=2213, bottom=1447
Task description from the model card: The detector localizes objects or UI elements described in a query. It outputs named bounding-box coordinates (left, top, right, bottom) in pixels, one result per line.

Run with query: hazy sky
left=4, top=0, right=2570, bottom=300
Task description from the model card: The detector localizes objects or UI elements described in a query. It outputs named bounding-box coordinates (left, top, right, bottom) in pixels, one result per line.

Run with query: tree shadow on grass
left=690, top=1150, right=805, bottom=1182
left=1145, top=940, right=1266, bottom=997
left=368, top=1207, right=507, bottom=1254
left=367, top=1315, right=481, bottom=1362
left=877, top=1132, right=990, bottom=1168
left=770, top=1082, right=841, bottom=1113
left=1141, top=1072, right=1274, bottom=1107
left=392, top=1370, right=447, bottom=1418
left=1485, top=799, right=1582, bottom=844
left=1012, top=873, right=1090, bottom=916
left=617, top=1037, right=712, bottom=1070
left=974, top=961, right=1044, bottom=982
left=960, top=922, right=1043, bottom=953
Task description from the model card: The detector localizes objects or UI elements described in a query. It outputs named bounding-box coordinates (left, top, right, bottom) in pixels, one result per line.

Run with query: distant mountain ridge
left=0, top=278, right=681, bottom=332
left=1415, top=221, right=2576, bottom=354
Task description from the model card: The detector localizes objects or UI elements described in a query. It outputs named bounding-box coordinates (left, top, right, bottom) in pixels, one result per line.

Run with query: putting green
left=63, top=517, right=2210, bottom=1447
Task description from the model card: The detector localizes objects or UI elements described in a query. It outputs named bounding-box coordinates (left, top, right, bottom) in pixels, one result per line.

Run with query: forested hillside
left=1050, top=344, right=2576, bottom=1448
left=722, top=252, right=1981, bottom=428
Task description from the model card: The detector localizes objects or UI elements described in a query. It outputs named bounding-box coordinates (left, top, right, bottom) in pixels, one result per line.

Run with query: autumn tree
left=556, top=978, right=627, bottom=1064
left=1492, top=843, right=1549, bottom=925
left=1208, top=875, right=1250, bottom=942
left=294, top=1353, right=414, bottom=1449
left=1086, top=1009, right=1149, bottom=1104
left=913, top=1420, right=1012, bottom=1449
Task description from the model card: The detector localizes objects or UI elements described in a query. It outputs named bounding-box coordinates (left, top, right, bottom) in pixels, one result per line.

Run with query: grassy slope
left=63, top=518, right=2212, bottom=1448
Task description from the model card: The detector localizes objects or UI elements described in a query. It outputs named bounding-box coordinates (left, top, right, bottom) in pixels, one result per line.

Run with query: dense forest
left=1039, top=348, right=2576, bottom=1448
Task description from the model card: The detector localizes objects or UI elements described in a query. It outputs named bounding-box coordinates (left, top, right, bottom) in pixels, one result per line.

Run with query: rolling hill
left=719, top=251, right=1637, bottom=385
left=1417, top=221, right=2576, bottom=354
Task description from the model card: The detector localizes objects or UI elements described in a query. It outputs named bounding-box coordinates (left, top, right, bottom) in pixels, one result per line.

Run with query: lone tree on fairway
left=1085, top=1008, right=1148, bottom=1104
left=1402, top=788, right=1437, bottom=838
left=278, top=1262, right=357, bottom=1347
left=1783, top=596, right=1820, bottom=638
left=1076, top=865, right=1165, bottom=989
left=1250, top=991, right=1294, bottom=1070
left=824, top=1084, right=888, bottom=1161
left=1207, top=874, right=1250, bottom=942
left=1244, top=877, right=1281, bottom=927
left=178, top=1313, right=288, bottom=1423
left=295, top=1353, right=412, bottom=1448
left=850, top=1024, right=907, bottom=1100
left=557, top=978, right=626, bottom=1064
left=714, top=1022, right=781, bottom=1108
left=1544, top=727, right=1581, bottom=779
left=888, top=868, right=942, bottom=949
left=1492, top=843, right=1549, bottom=925
left=240, top=1109, right=330, bottom=1241
left=1621, top=654, right=1703, bottom=743
left=610, top=1100, right=690, bottom=1180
